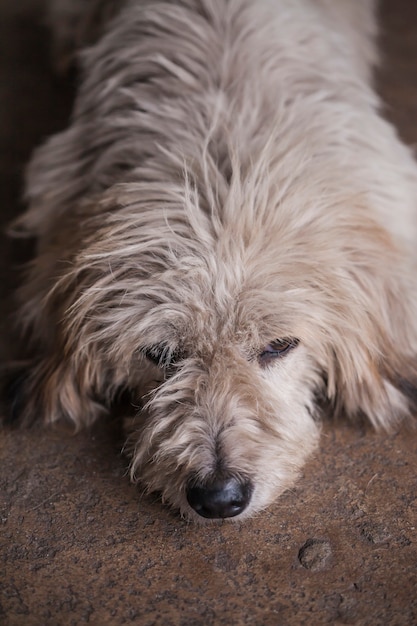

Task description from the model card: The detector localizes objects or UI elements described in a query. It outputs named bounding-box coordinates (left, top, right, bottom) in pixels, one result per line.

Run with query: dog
left=5, top=0, right=417, bottom=521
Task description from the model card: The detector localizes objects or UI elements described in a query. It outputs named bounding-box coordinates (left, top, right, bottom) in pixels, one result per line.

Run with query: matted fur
left=7, top=0, right=417, bottom=520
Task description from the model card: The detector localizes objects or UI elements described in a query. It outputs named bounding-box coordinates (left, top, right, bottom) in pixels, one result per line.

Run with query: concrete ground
left=1, top=2, right=416, bottom=625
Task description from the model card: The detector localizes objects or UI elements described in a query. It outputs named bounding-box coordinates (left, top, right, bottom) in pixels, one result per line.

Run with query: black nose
left=186, top=476, right=253, bottom=519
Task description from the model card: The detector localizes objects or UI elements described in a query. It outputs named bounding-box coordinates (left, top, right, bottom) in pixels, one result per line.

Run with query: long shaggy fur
left=6, top=0, right=417, bottom=520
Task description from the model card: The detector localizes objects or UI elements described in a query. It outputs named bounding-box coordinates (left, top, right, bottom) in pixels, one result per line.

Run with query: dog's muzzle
left=186, top=476, right=253, bottom=519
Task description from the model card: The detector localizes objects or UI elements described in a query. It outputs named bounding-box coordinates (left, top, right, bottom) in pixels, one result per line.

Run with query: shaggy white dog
left=7, top=0, right=417, bottom=520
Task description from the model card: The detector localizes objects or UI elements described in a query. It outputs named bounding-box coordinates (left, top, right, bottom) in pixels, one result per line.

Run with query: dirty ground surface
left=1, top=1, right=416, bottom=625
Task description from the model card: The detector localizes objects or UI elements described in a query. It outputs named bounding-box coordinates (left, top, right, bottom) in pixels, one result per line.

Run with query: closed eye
left=143, top=345, right=182, bottom=368
left=258, top=338, right=299, bottom=367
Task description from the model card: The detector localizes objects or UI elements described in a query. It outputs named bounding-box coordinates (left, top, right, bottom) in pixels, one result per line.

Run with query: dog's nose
left=186, top=476, right=253, bottom=519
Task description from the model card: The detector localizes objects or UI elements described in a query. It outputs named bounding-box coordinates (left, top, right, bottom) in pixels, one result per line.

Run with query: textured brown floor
left=1, top=2, right=417, bottom=625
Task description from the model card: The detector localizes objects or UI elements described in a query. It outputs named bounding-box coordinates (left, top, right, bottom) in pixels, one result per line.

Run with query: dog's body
left=7, top=0, right=417, bottom=520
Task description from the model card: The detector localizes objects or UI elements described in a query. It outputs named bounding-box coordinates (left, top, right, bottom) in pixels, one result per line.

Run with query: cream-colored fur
left=8, top=0, right=417, bottom=520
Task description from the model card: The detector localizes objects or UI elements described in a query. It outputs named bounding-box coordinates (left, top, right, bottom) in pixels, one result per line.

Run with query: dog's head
left=18, top=161, right=417, bottom=521
left=122, top=271, right=322, bottom=521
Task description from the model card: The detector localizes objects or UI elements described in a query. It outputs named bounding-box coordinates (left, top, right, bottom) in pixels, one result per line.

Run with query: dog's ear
left=328, top=271, right=417, bottom=430
left=315, top=210, right=417, bottom=430
left=2, top=353, right=109, bottom=429
left=333, top=349, right=417, bottom=432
